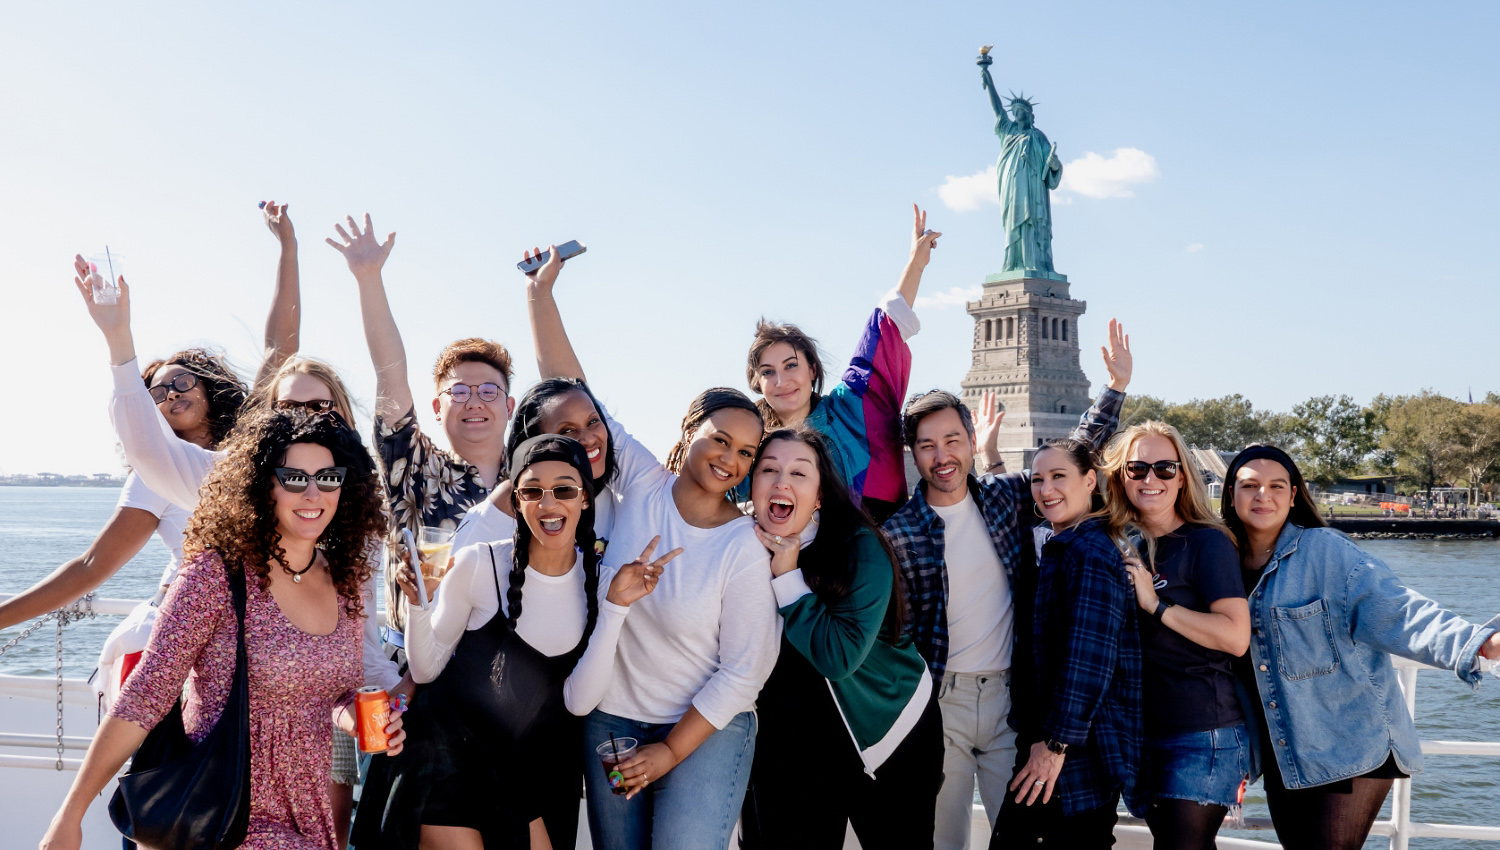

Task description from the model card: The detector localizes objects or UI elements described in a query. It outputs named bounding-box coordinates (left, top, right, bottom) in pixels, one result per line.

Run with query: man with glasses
left=329, top=213, right=516, bottom=636
left=883, top=321, right=1131, bottom=850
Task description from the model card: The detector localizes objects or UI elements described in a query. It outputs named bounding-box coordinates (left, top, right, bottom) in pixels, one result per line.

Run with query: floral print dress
left=112, top=552, right=363, bottom=850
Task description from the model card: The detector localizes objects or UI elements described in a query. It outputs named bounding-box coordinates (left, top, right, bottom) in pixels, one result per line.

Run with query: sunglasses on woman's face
left=274, top=398, right=336, bottom=414
left=515, top=485, right=583, bottom=502
left=441, top=382, right=504, bottom=404
left=274, top=466, right=347, bottom=493
left=149, top=372, right=200, bottom=404
left=1125, top=460, right=1181, bottom=481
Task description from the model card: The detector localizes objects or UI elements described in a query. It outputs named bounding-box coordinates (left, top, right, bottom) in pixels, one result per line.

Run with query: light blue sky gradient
left=3, top=1, right=1497, bottom=474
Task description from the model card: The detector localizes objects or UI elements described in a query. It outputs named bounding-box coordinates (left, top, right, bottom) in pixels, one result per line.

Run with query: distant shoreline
left=0, top=478, right=124, bottom=488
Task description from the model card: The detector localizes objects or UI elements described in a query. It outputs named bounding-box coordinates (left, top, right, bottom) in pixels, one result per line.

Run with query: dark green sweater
left=774, top=527, right=932, bottom=771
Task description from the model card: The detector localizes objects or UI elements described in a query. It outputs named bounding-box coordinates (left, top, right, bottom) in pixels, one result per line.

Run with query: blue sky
left=3, top=1, right=1497, bottom=474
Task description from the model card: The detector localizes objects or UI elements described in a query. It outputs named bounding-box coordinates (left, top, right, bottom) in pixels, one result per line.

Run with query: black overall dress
left=351, top=544, right=586, bottom=849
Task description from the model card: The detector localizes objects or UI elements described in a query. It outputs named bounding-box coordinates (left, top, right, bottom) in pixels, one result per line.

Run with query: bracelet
left=984, top=461, right=1005, bottom=472
left=1152, top=598, right=1175, bottom=623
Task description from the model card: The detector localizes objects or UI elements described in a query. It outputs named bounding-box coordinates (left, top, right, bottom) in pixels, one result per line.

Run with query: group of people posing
left=17, top=201, right=1500, bottom=850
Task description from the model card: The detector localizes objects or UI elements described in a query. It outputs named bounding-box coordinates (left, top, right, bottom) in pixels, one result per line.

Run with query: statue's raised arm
left=978, top=47, right=1013, bottom=133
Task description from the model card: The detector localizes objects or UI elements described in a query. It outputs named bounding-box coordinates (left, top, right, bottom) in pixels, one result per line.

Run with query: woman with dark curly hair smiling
left=41, top=408, right=407, bottom=850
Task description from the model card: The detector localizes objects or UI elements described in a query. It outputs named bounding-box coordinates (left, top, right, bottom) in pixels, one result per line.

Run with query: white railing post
left=1388, top=665, right=1420, bottom=850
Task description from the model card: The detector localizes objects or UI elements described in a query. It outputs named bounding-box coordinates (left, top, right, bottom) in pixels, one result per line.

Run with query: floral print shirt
left=375, top=406, right=493, bottom=631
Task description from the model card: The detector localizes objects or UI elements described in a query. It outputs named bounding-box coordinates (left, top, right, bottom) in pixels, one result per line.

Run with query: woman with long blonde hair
left=1099, top=422, right=1250, bottom=850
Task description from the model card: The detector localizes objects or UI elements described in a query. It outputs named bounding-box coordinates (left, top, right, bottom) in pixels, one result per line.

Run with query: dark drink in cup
left=595, top=737, right=638, bottom=796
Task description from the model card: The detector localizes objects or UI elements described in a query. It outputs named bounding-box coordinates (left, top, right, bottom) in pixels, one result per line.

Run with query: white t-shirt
left=932, top=491, right=1013, bottom=674
left=117, top=471, right=191, bottom=603
left=450, top=411, right=663, bottom=554
left=573, top=469, right=780, bottom=729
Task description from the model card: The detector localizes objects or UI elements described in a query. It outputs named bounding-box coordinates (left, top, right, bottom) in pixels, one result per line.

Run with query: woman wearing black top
left=1101, top=422, right=1250, bottom=850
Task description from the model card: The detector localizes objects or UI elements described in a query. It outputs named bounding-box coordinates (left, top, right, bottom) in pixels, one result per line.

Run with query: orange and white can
left=355, top=686, right=391, bottom=753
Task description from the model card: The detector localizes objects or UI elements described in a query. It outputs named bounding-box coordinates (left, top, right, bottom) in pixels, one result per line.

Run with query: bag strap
left=486, top=543, right=503, bottom=615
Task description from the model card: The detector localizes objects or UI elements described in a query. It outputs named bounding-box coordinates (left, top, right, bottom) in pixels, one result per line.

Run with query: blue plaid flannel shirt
left=882, top=387, right=1124, bottom=682
left=1027, top=517, right=1142, bottom=816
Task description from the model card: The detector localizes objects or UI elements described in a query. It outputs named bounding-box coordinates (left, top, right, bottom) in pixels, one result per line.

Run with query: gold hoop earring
left=1033, top=501, right=1045, bottom=520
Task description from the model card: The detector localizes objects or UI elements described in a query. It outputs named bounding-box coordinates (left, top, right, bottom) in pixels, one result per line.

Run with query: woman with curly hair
left=41, top=407, right=406, bottom=850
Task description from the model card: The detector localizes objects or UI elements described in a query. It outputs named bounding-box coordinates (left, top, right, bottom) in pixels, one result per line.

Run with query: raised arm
left=981, top=65, right=1012, bottom=130
left=327, top=214, right=409, bottom=420
left=252, top=200, right=300, bottom=394
left=523, top=245, right=587, bottom=381
left=896, top=205, right=942, bottom=308
left=0, top=508, right=158, bottom=630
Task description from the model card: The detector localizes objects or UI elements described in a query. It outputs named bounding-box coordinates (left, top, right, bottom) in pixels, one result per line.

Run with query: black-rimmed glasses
left=441, top=382, right=504, bottom=404
left=274, top=466, right=348, bottom=493
left=148, top=372, right=199, bottom=404
left=516, top=485, right=583, bottom=502
left=1125, top=460, right=1181, bottom=481
left=274, top=398, right=336, bottom=414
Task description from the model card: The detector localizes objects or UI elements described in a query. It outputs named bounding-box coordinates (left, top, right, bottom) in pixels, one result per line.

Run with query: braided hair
left=503, top=435, right=602, bottom=666
left=664, top=387, right=763, bottom=474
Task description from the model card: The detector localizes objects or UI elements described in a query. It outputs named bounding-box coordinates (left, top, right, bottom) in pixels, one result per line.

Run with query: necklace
left=285, top=549, right=317, bottom=583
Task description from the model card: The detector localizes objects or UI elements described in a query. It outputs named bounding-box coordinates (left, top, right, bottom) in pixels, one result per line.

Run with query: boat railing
left=3, top=598, right=1499, bottom=848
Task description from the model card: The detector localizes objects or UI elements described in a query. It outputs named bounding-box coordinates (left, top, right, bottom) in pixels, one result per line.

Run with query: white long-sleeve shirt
left=108, top=357, right=401, bottom=691
left=568, top=468, right=780, bottom=730
left=403, top=539, right=630, bottom=715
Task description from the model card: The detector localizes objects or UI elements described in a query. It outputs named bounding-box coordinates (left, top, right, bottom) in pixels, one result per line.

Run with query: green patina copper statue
left=979, top=46, right=1063, bottom=278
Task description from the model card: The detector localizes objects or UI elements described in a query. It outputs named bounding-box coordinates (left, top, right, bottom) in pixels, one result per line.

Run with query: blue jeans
left=583, top=709, right=757, bottom=850
left=1143, top=724, right=1250, bottom=808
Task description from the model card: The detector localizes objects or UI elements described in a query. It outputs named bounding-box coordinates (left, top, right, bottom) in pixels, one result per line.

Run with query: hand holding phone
left=402, top=528, right=430, bottom=610
left=517, top=240, right=587, bottom=275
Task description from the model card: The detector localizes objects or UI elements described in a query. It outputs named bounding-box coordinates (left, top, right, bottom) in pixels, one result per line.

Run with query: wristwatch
left=1044, top=739, right=1068, bottom=755
left=1153, top=598, right=1176, bottom=623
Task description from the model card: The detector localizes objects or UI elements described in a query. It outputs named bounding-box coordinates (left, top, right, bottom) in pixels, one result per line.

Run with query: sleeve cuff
left=111, top=358, right=143, bottom=393
left=879, top=289, right=921, bottom=341
left=600, top=600, right=631, bottom=620
left=771, top=569, right=814, bottom=609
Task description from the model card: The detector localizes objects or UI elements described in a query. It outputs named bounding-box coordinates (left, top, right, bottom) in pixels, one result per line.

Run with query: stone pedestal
left=960, top=270, right=1094, bottom=472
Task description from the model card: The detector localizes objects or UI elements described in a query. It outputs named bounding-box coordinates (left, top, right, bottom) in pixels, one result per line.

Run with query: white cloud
left=1057, top=147, right=1159, bottom=199
left=1185, top=242, right=1205, bottom=253
left=915, top=285, right=982, bottom=310
left=937, top=165, right=998, bottom=212
left=938, top=147, right=1159, bottom=212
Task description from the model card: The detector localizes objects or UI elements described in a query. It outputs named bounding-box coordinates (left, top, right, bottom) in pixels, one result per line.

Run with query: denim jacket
left=1244, top=523, right=1500, bottom=789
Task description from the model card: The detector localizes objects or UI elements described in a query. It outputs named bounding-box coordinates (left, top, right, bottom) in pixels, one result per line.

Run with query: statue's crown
left=1007, top=90, right=1038, bottom=110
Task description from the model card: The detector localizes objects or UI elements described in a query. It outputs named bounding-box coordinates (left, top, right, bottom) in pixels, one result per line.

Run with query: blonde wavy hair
left=247, top=357, right=360, bottom=422
left=1100, top=421, right=1233, bottom=566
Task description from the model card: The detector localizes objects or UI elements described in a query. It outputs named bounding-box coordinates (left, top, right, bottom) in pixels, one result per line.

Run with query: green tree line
left=1120, top=391, right=1500, bottom=500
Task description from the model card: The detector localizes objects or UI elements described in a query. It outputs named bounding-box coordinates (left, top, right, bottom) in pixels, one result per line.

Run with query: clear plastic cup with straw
left=596, top=736, right=638, bottom=796
left=86, top=248, right=122, bottom=305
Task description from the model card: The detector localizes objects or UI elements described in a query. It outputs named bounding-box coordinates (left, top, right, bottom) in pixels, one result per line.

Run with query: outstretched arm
left=896, top=204, right=942, bottom=308
left=327, top=214, right=409, bottom=420
left=523, top=245, right=586, bottom=381
left=253, top=200, right=300, bottom=395
left=0, top=509, right=158, bottom=630
left=981, top=65, right=1012, bottom=130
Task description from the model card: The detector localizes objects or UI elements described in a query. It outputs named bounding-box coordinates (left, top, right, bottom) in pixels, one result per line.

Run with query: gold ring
left=774, top=536, right=782, bottom=545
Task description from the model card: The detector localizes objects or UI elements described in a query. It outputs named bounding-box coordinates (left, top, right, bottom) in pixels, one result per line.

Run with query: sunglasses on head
left=149, top=372, right=200, bottom=404
left=274, top=466, right=348, bottom=493
left=274, top=398, right=336, bottom=414
left=441, top=382, right=504, bottom=404
left=515, top=485, right=583, bottom=502
left=1125, top=460, right=1181, bottom=481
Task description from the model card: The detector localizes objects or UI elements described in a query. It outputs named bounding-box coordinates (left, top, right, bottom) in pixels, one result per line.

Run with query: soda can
left=355, top=686, right=391, bottom=753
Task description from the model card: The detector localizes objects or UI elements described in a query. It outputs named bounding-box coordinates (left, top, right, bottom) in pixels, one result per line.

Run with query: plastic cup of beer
left=87, top=252, right=122, bottom=305
left=595, top=737, right=638, bottom=796
left=418, top=526, right=455, bottom=579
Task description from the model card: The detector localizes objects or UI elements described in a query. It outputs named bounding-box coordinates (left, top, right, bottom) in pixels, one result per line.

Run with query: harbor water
left=3, top=484, right=1499, bottom=848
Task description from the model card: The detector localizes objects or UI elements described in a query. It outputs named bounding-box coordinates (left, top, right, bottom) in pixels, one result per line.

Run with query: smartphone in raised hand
left=517, top=240, right=587, bottom=275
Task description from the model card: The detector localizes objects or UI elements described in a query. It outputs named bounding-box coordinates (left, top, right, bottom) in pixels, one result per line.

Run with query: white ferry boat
left=3, top=592, right=1496, bottom=850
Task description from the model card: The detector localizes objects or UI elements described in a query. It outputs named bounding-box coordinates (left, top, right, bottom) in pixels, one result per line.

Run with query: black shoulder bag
left=108, top=570, right=253, bottom=850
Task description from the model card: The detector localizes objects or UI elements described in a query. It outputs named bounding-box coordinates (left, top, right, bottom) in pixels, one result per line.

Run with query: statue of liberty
left=979, top=47, right=1062, bottom=276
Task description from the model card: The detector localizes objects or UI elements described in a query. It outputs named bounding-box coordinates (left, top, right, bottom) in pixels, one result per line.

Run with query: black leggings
left=1263, top=771, right=1394, bottom=850
left=1144, top=798, right=1228, bottom=850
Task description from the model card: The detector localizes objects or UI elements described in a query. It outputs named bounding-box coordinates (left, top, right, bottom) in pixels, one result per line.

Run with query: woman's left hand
left=616, top=742, right=682, bottom=800
left=1122, top=557, right=1159, bottom=613
left=1480, top=631, right=1500, bottom=661
left=753, top=523, right=800, bottom=577
left=1008, top=741, right=1065, bottom=805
